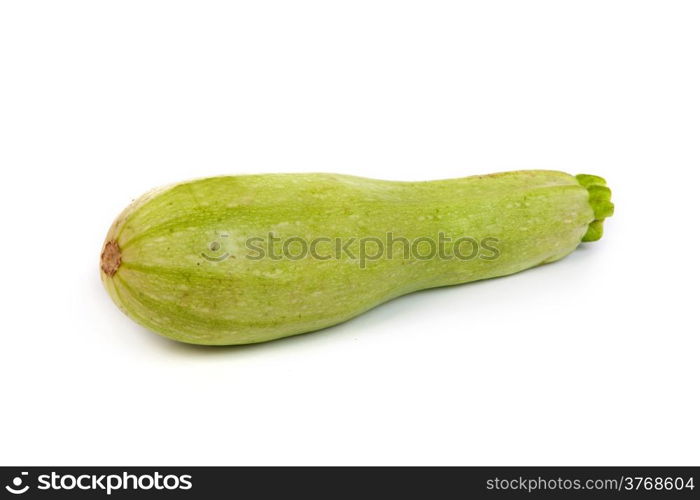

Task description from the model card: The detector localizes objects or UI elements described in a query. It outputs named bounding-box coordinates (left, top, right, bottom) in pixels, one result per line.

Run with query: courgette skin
left=100, top=170, right=613, bottom=345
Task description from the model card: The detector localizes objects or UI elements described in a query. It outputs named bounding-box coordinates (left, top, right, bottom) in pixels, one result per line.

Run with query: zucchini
left=100, top=170, right=613, bottom=345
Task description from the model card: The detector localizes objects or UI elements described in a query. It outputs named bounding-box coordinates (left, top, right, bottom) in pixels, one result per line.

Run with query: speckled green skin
left=101, top=170, right=613, bottom=345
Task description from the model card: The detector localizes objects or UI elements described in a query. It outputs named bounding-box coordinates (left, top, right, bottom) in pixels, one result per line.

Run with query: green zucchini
left=100, top=170, right=613, bottom=345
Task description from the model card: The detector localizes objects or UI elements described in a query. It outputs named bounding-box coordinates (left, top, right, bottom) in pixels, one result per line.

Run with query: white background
left=1, top=1, right=698, bottom=466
